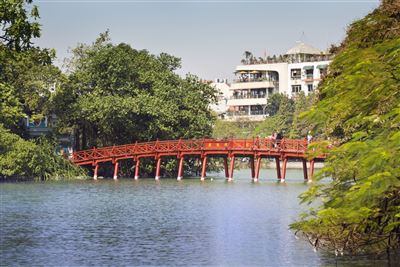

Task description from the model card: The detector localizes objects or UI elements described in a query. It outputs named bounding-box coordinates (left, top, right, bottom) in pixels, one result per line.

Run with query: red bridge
left=71, top=138, right=326, bottom=182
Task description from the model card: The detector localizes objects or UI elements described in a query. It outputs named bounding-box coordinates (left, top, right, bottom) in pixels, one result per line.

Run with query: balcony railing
left=233, top=77, right=278, bottom=83
left=241, top=54, right=334, bottom=65
left=230, top=94, right=267, bottom=100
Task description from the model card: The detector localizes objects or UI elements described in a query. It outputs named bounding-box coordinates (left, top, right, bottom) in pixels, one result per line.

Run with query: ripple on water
left=0, top=170, right=394, bottom=266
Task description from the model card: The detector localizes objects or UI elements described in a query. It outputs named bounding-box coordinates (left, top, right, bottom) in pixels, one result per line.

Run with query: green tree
left=0, top=0, right=40, bottom=51
left=254, top=93, right=295, bottom=137
left=241, top=51, right=254, bottom=65
left=264, top=93, right=293, bottom=116
left=53, top=32, right=217, bottom=150
left=1, top=0, right=62, bottom=133
left=0, top=124, right=85, bottom=180
left=212, top=119, right=258, bottom=139
left=0, top=83, right=24, bottom=131
left=291, top=0, right=400, bottom=255
left=289, top=92, right=316, bottom=138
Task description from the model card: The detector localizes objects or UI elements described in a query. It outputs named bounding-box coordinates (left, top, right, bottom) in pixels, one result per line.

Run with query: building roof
left=285, top=42, right=322, bottom=55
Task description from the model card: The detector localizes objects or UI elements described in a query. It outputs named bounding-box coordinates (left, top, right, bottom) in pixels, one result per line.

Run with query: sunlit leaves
left=291, top=1, right=400, bottom=255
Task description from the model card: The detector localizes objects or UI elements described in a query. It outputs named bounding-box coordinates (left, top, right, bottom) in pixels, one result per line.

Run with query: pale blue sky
left=34, top=0, right=380, bottom=80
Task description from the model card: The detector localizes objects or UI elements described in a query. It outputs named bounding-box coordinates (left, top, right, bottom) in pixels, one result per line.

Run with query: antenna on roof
left=300, top=31, right=306, bottom=43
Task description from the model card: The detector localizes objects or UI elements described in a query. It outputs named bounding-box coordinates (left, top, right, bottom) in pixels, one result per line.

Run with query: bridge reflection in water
left=71, top=139, right=326, bottom=182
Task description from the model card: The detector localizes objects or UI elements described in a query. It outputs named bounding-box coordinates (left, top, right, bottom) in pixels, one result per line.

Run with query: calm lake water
left=0, top=169, right=395, bottom=266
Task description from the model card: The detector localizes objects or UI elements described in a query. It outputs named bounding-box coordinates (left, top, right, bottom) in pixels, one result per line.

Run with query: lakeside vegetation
left=290, top=0, right=400, bottom=255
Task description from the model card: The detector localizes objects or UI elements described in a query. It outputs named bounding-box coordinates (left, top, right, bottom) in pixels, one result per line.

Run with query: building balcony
left=230, top=94, right=266, bottom=100
left=230, top=80, right=278, bottom=90
left=234, top=77, right=276, bottom=83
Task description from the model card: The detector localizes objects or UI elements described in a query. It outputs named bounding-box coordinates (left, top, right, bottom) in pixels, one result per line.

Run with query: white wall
left=287, top=60, right=331, bottom=97
left=210, top=81, right=231, bottom=115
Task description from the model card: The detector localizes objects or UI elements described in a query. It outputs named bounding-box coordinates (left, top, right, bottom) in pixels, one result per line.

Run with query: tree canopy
left=291, top=0, right=400, bottom=255
left=0, top=0, right=40, bottom=51
left=0, top=0, right=84, bottom=180
left=52, top=32, right=217, bottom=150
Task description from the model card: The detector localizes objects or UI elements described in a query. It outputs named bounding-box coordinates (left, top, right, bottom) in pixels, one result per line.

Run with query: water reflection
left=0, top=170, right=395, bottom=266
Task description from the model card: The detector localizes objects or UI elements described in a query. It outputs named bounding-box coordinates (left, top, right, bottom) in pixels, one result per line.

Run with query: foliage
left=0, top=83, right=24, bottom=131
left=240, top=51, right=257, bottom=65
left=1, top=0, right=61, bottom=132
left=212, top=119, right=258, bottom=139
left=0, top=124, right=86, bottom=180
left=264, top=93, right=293, bottom=116
left=0, top=0, right=83, bottom=181
left=0, top=0, right=40, bottom=51
left=254, top=93, right=295, bottom=138
left=0, top=45, right=61, bottom=122
left=289, top=92, right=317, bottom=138
left=291, top=0, right=400, bottom=255
left=53, top=32, right=217, bottom=150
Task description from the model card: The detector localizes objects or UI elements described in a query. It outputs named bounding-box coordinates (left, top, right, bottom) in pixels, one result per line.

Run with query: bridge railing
left=71, top=138, right=312, bottom=163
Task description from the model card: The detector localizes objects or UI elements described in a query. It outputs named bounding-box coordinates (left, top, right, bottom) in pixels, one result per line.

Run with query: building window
left=290, top=68, right=301, bottom=79
left=308, top=84, right=314, bottom=92
left=305, top=69, right=314, bottom=79
left=292, top=85, right=302, bottom=93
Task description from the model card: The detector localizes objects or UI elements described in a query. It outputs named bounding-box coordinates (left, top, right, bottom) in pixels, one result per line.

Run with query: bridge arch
left=71, top=138, right=325, bottom=182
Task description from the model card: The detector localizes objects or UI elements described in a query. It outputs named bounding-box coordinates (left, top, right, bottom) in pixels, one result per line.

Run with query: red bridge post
left=255, top=156, right=261, bottom=181
left=134, top=158, right=140, bottom=180
left=93, top=163, right=99, bottom=180
left=200, top=156, right=207, bottom=181
left=250, top=157, right=256, bottom=181
left=228, top=156, right=235, bottom=182
left=113, top=161, right=119, bottom=180
left=177, top=157, right=184, bottom=180
left=155, top=157, right=161, bottom=180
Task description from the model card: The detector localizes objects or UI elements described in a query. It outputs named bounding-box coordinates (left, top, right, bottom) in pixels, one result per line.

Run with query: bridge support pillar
left=275, top=157, right=281, bottom=181
left=302, top=159, right=308, bottom=181
left=177, top=157, right=184, bottom=180
left=134, top=158, right=140, bottom=179
left=255, top=157, right=261, bottom=181
left=223, top=157, right=229, bottom=178
left=113, top=161, right=119, bottom=180
left=93, top=164, right=99, bottom=180
left=281, top=158, right=288, bottom=183
left=200, top=156, right=207, bottom=181
left=228, top=156, right=235, bottom=182
left=309, top=159, right=315, bottom=182
left=155, top=157, right=161, bottom=180
left=250, top=157, right=256, bottom=181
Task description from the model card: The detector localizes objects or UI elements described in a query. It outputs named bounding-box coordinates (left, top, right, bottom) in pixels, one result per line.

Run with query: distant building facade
left=209, top=79, right=231, bottom=118
left=226, top=42, right=332, bottom=121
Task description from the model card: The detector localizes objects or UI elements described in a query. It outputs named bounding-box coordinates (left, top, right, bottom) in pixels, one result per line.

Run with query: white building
left=226, top=42, right=332, bottom=121
left=209, top=79, right=232, bottom=118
